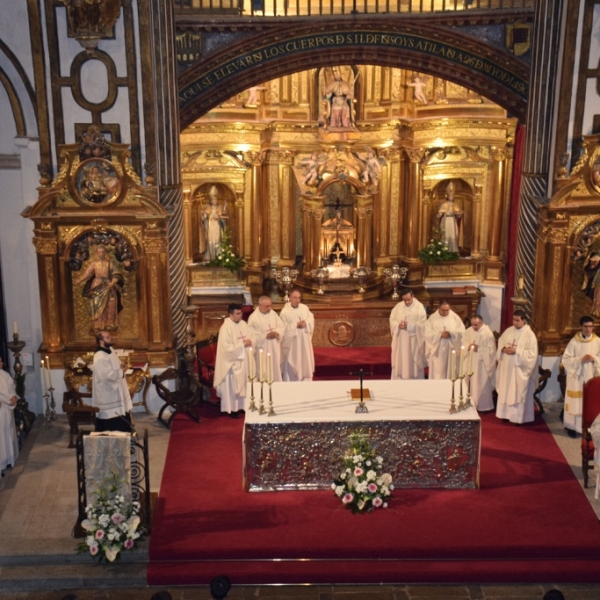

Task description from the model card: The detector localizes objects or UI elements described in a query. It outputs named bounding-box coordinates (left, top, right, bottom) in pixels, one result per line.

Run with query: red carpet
left=148, top=404, right=600, bottom=585
left=314, top=345, right=391, bottom=378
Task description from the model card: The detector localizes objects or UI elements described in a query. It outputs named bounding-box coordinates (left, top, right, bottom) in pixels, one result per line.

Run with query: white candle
left=45, top=355, right=53, bottom=388
left=459, top=346, right=464, bottom=377
left=451, top=349, right=456, bottom=378
left=267, top=352, right=272, bottom=382
left=259, top=349, right=264, bottom=381
left=248, top=347, right=255, bottom=379
left=13, top=321, right=18, bottom=335
left=41, top=359, right=47, bottom=393
left=468, top=345, right=474, bottom=373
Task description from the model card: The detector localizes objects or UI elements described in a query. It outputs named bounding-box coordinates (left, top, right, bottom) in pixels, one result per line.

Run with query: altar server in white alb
left=424, top=300, right=465, bottom=379
left=214, top=303, right=254, bottom=418
left=462, top=314, right=496, bottom=411
left=390, top=288, right=427, bottom=379
left=280, top=290, right=315, bottom=381
left=0, top=356, right=19, bottom=476
left=495, top=310, right=539, bottom=424
left=561, top=315, right=600, bottom=436
left=248, top=296, right=285, bottom=382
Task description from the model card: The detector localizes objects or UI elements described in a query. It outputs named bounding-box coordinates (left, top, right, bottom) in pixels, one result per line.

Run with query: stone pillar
left=514, top=0, right=565, bottom=319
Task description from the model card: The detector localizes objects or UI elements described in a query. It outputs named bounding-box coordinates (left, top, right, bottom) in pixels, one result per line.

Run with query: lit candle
left=267, top=352, right=272, bottom=382
left=459, top=345, right=464, bottom=377
left=518, top=276, right=524, bottom=291
left=45, top=355, right=53, bottom=388
left=259, top=349, right=264, bottom=381
left=248, top=347, right=255, bottom=379
left=41, top=359, right=47, bottom=393
left=13, top=321, right=18, bottom=336
left=451, top=349, right=456, bottom=378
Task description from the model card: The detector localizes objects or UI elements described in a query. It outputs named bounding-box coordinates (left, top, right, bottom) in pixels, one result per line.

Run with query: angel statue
left=297, top=152, right=329, bottom=188
left=407, top=75, right=429, bottom=105
left=355, top=149, right=386, bottom=185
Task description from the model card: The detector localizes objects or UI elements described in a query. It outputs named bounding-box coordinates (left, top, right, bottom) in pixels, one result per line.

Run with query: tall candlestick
left=248, top=347, right=255, bottom=379
left=267, top=352, right=272, bottom=382
left=45, top=355, right=53, bottom=388
left=259, top=349, right=264, bottom=381
left=451, top=349, right=456, bottom=378
left=41, top=359, right=48, bottom=393
left=13, top=321, right=18, bottom=335
left=459, top=346, right=464, bottom=377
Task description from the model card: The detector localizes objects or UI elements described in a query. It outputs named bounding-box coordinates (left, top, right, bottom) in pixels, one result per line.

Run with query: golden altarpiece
left=23, top=128, right=174, bottom=368
left=181, top=65, right=516, bottom=342
left=533, top=133, right=600, bottom=356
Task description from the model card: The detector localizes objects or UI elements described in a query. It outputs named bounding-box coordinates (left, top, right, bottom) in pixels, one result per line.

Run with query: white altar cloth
left=244, top=379, right=481, bottom=491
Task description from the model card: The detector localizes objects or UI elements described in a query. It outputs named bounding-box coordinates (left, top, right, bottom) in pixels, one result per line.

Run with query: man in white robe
left=248, top=296, right=285, bottom=383
left=424, top=301, right=465, bottom=379
left=92, top=330, right=133, bottom=433
left=390, top=288, right=427, bottom=379
left=280, top=290, right=315, bottom=381
left=562, top=315, right=600, bottom=436
left=214, top=303, right=254, bottom=417
left=463, top=314, right=496, bottom=411
left=0, top=356, right=18, bottom=475
left=495, top=310, right=539, bottom=424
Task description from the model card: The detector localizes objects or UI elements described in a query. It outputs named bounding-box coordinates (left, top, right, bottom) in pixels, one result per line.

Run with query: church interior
left=2, top=0, right=600, bottom=596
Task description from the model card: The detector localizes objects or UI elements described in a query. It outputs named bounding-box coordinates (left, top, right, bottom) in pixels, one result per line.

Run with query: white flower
left=436, top=250, right=441, bottom=255
left=335, top=486, right=344, bottom=497
left=366, top=460, right=372, bottom=466
left=126, top=515, right=140, bottom=534
left=366, top=470, right=377, bottom=481
left=105, top=545, right=120, bottom=562
left=376, top=456, right=383, bottom=464
left=81, top=519, right=95, bottom=532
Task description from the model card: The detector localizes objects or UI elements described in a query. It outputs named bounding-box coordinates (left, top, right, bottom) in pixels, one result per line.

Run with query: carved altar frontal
left=243, top=380, right=480, bottom=492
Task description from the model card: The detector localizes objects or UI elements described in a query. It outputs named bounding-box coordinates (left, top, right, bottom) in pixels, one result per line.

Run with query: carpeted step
left=314, top=345, right=391, bottom=378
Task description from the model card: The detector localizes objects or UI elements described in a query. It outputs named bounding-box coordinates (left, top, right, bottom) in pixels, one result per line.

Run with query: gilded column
left=355, top=195, right=374, bottom=268
left=302, top=195, right=325, bottom=273
left=405, top=148, right=425, bottom=261
left=274, top=150, right=296, bottom=267
left=33, top=237, right=61, bottom=352
left=489, top=147, right=507, bottom=259
left=374, top=148, right=393, bottom=269
left=235, top=191, right=245, bottom=264
left=246, top=151, right=265, bottom=270
left=143, top=237, right=170, bottom=347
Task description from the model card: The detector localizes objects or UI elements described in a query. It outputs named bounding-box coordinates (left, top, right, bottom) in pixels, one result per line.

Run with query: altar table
left=243, top=379, right=481, bottom=492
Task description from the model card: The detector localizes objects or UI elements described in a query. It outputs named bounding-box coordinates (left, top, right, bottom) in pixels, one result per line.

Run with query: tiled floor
left=0, top=404, right=598, bottom=599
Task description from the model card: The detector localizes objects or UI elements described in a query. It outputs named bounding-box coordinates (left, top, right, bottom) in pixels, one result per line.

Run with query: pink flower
left=90, top=545, right=99, bottom=556
left=354, top=467, right=364, bottom=477
left=124, top=539, right=134, bottom=549
left=373, top=497, right=383, bottom=508
left=111, top=513, right=124, bottom=525
left=342, top=493, right=354, bottom=504
left=95, top=530, right=105, bottom=540
left=368, top=483, right=378, bottom=493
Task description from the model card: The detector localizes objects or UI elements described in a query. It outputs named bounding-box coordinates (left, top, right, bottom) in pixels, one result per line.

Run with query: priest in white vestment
left=280, top=290, right=315, bottom=382
left=248, top=296, right=285, bottom=383
left=495, top=310, right=539, bottom=424
left=562, top=315, right=600, bottom=435
left=0, top=356, right=19, bottom=474
left=390, top=288, right=427, bottom=379
left=424, top=301, right=465, bottom=379
left=214, top=304, right=254, bottom=418
left=463, top=314, right=496, bottom=411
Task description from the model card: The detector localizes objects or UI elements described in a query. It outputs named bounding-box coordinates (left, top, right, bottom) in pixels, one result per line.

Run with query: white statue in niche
left=202, top=185, right=229, bottom=261
left=437, top=182, right=463, bottom=253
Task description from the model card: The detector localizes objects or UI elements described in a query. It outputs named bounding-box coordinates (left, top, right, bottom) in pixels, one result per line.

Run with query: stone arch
left=178, top=22, right=528, bottom=128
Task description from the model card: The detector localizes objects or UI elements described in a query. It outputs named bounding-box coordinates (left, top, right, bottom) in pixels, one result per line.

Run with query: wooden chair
left=533, top=365, right=550, bottom=414
left=582, top=376, right=600, bottom=487
left=152, top=363, right=202, bottom=429
left=196, top=334, right=220, bottom=408
left=62, top=390, right=99, bottom=448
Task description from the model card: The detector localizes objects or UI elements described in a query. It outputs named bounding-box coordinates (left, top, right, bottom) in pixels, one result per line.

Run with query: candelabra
left=271, top=266, right=299, bottom=302
left=383, top=264, right=408, bottom=300
left=464, top=369, right=473, bottom=409
left=351, top=265, right=371, bottom=294
left=267, top=379, right=276, bottom=416
left=180, top=304, right=200, bottom=374
left=258, top=377, right=266, bottom=415
left=310, top=264, right=329, bottom=295
left=247, top=374, right=257, bottom=412
left=7, top=334, right=36, bottom=434
left=457, top=373, right=466, bottom=411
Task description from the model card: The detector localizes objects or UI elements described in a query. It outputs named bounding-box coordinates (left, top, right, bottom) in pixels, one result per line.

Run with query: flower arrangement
left=332, top=432, right=393, bottom=514
left=77, top=473, right=143, bottom=562
left=208, top=230, right=245, bottom=273
left=418, top=229, right=460, bottom=264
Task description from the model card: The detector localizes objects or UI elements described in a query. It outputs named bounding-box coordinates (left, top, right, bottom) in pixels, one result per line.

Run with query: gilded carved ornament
left=143, top=238, right=168, bottom=253
left=33, top=239, right=58, bottom=254
left=491, top=147, right=507, bottom=162
left=405, top=148, right=426, bottom=164
left=540, top=226, right=569, bottom=245
left=60, top=0, right=122, bottom=53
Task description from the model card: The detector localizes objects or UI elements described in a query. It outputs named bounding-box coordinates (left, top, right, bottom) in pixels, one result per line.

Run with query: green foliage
left=418, top=229, right=460, bottom=264
left=208, top=230, right=245, bottom=273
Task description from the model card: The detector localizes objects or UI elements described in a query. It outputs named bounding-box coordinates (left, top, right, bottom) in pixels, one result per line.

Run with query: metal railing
left=174, top=0, right=535, bottom=17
